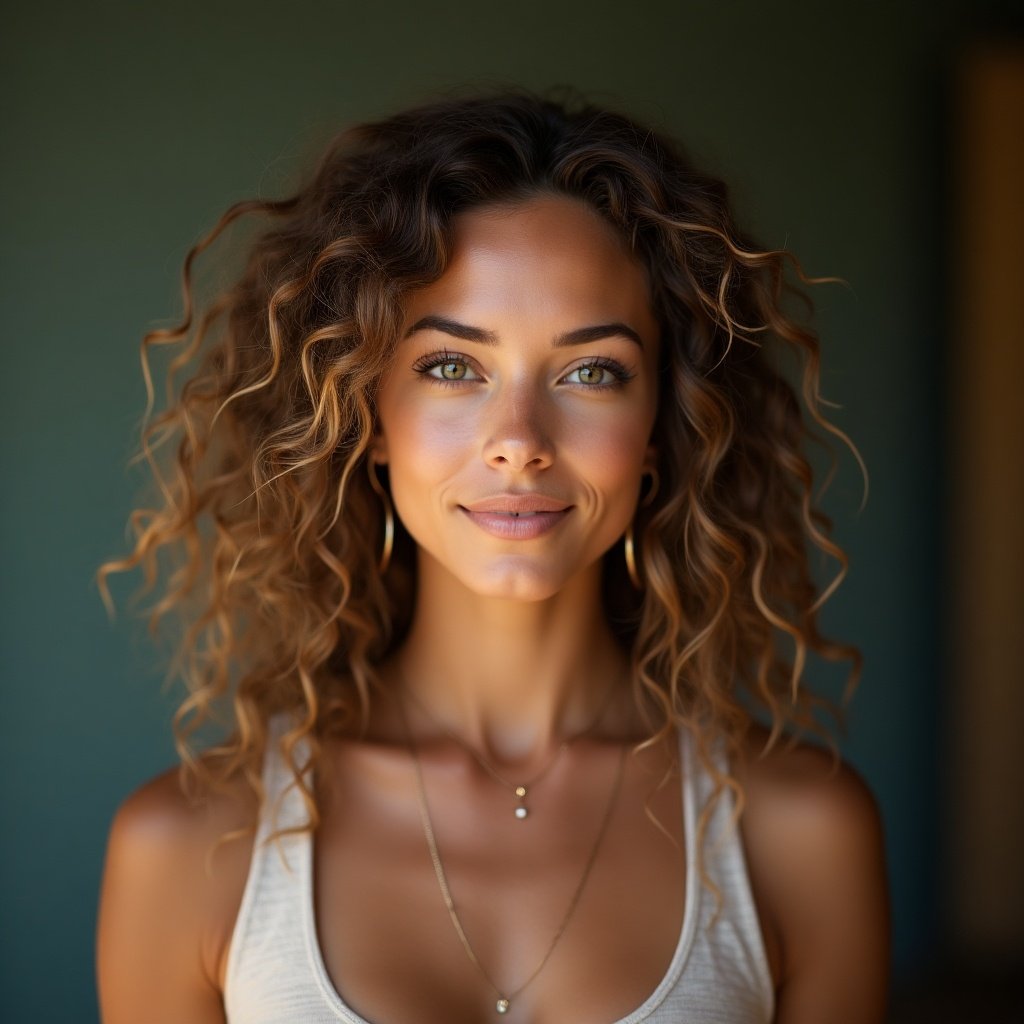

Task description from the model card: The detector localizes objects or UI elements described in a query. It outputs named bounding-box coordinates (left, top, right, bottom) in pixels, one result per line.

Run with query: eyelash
left=411, top=350, right=635, bottom=391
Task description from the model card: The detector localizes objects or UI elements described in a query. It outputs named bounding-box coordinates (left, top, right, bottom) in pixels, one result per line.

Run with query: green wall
left=0, top=1, right=1005, bottom=1019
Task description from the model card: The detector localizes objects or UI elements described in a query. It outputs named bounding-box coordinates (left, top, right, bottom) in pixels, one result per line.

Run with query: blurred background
left=1, top=1, right=1022, bottom=1021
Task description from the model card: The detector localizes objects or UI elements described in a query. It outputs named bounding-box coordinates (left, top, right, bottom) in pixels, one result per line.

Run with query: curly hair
left=98, top=84, right=865, bottom=899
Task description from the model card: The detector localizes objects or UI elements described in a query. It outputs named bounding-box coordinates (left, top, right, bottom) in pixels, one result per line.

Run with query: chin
left=458, top=559, right=570, bottom=603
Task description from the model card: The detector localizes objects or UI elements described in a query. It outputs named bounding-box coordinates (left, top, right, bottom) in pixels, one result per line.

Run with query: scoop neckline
left=300, top=726, right=702, bottom=1024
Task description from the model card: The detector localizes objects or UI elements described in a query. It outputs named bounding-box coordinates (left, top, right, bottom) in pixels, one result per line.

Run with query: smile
left=458, top=507, right=571, bottom=539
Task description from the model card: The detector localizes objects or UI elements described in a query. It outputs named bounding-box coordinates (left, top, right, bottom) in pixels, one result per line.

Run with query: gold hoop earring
left=367, top=459, right=394, bottom=574
left=624, top=522, right=641, bottom=589
left=624, top=469, right=659, bottom=590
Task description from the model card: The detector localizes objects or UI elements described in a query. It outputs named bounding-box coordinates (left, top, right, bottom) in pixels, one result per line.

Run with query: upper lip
left=461, top=493, right=572, bottom=514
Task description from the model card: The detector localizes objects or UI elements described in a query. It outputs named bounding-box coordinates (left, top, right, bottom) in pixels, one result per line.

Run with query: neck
left=384, top=551, right=635, bottom=765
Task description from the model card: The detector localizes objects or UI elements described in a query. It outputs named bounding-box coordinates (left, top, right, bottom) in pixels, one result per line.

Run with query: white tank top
left=224, top=712, right=775, bottom=1023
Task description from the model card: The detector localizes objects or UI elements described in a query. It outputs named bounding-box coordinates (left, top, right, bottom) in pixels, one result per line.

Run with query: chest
left=312, top=742, right=688, bottom=1024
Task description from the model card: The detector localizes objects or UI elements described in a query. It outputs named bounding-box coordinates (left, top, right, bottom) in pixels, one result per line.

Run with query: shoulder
left=107, top=756, right=260, bottom=848
left=97, top=756, right=261, bottom=1019
left=732, top=723, right=890, bottom=1023
left=734, top=723, right=884, bottom=851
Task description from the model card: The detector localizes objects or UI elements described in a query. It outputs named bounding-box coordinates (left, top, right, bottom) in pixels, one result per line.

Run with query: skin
left=96, top=194, right=890, bottom=1023
left=369, top=192, right=661, bottom=760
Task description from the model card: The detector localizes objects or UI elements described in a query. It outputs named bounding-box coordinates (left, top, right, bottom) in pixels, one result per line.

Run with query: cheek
left=562, top=398, right=655, bottom=488
left=378, top=394, right=476, bottom=522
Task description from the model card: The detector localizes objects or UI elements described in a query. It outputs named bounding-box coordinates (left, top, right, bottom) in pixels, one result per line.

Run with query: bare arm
left=96, top=768, right=246, bottom=1024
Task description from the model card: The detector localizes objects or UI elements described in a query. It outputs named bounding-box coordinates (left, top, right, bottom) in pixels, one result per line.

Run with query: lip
left=462, top=493, right=571, bottom=514
left=458, top=493, right=573, bottom=540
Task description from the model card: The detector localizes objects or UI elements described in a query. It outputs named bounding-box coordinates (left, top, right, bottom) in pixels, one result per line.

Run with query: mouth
left=457, top=505, right=572, bottom=539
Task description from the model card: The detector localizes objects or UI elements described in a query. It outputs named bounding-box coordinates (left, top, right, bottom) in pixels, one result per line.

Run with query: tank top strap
left=254, top=711, right=313, bottom=857
left=681, top=726, right=776, bottom=1021
left=223, top=712, right=319, bottom=1023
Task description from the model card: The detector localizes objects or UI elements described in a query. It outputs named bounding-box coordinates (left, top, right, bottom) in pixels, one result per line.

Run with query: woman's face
left=373, top=193, right=661, bottom=602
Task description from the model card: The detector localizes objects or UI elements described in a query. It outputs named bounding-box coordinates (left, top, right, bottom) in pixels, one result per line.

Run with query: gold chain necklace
left=396, top=692, right=627, bottom=1016
left=395, top=669, right=620, bottom=821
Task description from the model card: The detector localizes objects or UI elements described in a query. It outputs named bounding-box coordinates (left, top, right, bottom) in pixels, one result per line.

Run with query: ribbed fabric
left=225, top=713, right=775, bottom=1023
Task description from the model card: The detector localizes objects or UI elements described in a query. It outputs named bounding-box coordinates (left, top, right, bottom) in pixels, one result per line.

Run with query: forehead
left=402, top=194, right=658, bottom=341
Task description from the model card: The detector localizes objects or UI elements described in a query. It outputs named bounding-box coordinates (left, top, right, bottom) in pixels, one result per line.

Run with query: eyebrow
left=403, top=314, right=645, bottom=350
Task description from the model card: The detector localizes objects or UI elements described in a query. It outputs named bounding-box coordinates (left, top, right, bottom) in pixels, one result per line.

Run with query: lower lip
left=459, top=507, right=571, bottom=539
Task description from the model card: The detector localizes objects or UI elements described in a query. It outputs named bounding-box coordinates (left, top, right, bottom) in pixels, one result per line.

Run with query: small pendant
left=514, top=785, right=528, bottom=820
left=496, top=998, right=510, bottom=1014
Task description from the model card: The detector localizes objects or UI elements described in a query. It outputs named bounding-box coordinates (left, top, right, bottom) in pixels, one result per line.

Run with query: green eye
left=412, top=352, right=480, bottom=385
left=576, top=365, right=606, bottom=385
left=566, top=361, right=628, bottom=387
left=439, top=361, right=468, bottom=380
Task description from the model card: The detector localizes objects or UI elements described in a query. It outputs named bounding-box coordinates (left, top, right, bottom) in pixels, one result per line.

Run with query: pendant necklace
left=395, top=691, right=627, bottom=1016
left=395, top=668, right=620, bottom=821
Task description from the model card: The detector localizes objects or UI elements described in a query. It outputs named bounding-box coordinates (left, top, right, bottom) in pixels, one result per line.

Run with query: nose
left=481, top=379, right=555, bottom=472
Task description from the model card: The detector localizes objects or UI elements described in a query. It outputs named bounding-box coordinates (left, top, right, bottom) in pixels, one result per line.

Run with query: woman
left=96, top=88, right=889, bottom=1023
